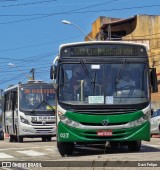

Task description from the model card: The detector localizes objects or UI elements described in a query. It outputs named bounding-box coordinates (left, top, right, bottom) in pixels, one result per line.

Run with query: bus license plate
left=97, top=130, right=112, bottom=136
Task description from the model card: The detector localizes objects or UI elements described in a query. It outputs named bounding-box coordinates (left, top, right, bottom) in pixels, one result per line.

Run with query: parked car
left=0, top=124, right=4, bottom=140
left=151, top=109, right=160, bottom=135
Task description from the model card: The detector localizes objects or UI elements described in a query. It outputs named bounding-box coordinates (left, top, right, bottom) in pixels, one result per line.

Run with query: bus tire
left=17, top=136, right=23, bottom=143
left=57, top=142, right=74, bottom=156
left=46, top=137, right=52, bottom=142
left=42, top=137, right=47, bottom=142
left=0, top=135, right=4, bottom=140
left=15, top=127, right=18, bottom=142
left=9, top=135, right=14, bottom=142
left=128, top=140, right=141, bottom=152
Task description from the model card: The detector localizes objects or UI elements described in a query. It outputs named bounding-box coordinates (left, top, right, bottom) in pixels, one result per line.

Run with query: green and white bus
left=50, top=41, right=158, bottom=156
left=3, top=81, right=56, bottom=142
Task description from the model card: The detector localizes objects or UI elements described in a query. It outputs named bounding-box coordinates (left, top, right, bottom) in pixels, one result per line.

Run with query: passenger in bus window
left=70, top=65, right=90, bottom=100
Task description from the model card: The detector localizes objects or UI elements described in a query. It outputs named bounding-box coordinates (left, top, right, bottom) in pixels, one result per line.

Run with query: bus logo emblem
left=42, top=121, right=46, bottom=125
left=102, top=120, right=108, bottom=126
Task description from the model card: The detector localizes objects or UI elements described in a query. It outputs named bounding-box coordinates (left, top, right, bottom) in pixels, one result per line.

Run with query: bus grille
left=79, top=122, right=128, bottom=126
left=71, top=108, right=137, bottom=115
left=34, top=127, right=54, bottom=134
left=31, top=121, right=55, bottom=126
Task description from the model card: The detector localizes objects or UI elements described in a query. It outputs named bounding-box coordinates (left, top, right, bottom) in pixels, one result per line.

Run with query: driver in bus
left=70, top=65, right=90, bottom=99
left=70, top=66, right=83, bottom=94
left=117, top=72, right=135, bottom=89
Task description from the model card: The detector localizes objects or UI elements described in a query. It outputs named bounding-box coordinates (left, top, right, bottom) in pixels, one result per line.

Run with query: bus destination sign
left=23, top=88, right=55, bottom=94
left=61, top=45, right=146, bottom=57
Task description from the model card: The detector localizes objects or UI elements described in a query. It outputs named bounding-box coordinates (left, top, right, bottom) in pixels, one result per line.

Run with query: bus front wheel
left=17, top=136, right=23, bottom=143
left=57, top=142, right=74, bottom=156
left=42, top=137, right=52, bottom=142
left=128, top=140, right=141, bottom=152
left=9, top=135, right=14, bottom=142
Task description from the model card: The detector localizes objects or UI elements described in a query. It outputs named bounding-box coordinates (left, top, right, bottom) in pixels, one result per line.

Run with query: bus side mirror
left=50, top=65, right=57, bottom=80
left=50, top=66, right=53, bottom=79
left=150, top=67, right=158, bottom=93
left=50, top=65, right=58, bottom=89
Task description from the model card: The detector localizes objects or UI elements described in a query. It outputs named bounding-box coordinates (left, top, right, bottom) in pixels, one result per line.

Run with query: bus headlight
left=59, top=114, right=80, bottom=128
left=20, top=116, right=30, bottom=125
left=65, top=119, right=72, bottom=125
left=59, top=114, right=66, bottom=120
left=143, top=111, right=151, bottom=121
left=128, top=117, right=147, bottom=127
left=72, top=122, right=79, bottom=128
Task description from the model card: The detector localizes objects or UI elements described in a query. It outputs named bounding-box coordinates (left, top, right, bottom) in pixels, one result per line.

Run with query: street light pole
left=62, top=20, right=93, bottom=41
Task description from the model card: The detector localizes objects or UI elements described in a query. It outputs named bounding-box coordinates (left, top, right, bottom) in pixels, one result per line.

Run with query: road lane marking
left=0, top=146, right=55, bottom=151
left=45, top=148, right=58, bottom=152
left=0, top=153, right=14, bottom=159
left=16, top=150, right=47, bottom=156
left=142, top=144, right=160, bottom=148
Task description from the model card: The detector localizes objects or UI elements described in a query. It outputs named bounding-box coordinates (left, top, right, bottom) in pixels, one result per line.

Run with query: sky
left=0, top=0, right=160, bottom=90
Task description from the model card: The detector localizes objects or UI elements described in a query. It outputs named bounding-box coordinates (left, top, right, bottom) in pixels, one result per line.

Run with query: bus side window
left=12, top=91, right=18, bottom=110
left=15, top=91, right=18, bottom=109
left=5, top=92, right=12, bottom=111
left=4, top=94, right=7, bottom=111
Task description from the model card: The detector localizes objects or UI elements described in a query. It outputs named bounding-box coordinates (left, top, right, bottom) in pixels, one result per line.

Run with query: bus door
left=11, top=90, right=17, bottom=134
left=3, top=94, right=7, bottom=133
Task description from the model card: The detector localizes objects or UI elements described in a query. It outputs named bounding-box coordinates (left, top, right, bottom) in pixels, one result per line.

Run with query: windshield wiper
left=92, top=71, right=97, bottom=95
left=116, top=59, right=128, bottom=84
left=80, top=60, right=96, bottom=95
left=31, top=100, right=55, bottom=113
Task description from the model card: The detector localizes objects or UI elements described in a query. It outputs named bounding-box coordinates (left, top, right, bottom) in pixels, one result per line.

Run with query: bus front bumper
left=57, top=121, right=150, bottom=142
left=19, top=124, right=56, bottom=137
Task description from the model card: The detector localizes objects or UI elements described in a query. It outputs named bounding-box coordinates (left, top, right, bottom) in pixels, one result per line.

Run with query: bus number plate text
left=97, top=130, right=112, bottom=136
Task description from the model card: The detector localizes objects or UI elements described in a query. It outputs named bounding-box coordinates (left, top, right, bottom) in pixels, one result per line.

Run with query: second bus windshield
left=59, top=63, right=149, bottom=105
left=19, top=85, right=55, bottom=111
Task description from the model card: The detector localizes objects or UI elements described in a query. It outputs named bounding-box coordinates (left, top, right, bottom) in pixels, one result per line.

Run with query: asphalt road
left=0, top=136, right=160, bottom=170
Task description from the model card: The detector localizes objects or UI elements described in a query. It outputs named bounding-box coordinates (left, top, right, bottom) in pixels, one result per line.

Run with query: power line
left=0, top=0, right=18, bottom=2
left=0, top=51, right=54, bottom=63
left=0, top=3, right=158, bottom=18
left=1, top=0, right=56, bottom=8
left=0, top=72, right=28, bottom=84
left=0, top=35, right=80, bottom=52
left=0, top=51, right=56, bottom=71
left=0, top=0, right=126, bottom=24
left=0, top=0, right=120, bottom=8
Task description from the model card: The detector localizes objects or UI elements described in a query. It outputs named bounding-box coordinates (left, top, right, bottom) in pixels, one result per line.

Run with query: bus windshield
left=19, top=84, right=55, bottom=111
left=59, top=63, right=149, bottom=105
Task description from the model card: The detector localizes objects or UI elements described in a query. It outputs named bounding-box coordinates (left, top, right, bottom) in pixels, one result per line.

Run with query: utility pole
left=30, top=68, right=35, bottom=80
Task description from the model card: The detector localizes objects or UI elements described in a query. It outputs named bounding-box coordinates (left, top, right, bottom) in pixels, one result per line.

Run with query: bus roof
left=59, top=41, right=148, bottom=51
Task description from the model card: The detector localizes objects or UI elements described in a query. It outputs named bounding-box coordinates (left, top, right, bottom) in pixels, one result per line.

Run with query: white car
left=151, top=109, right=160, bottom=135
